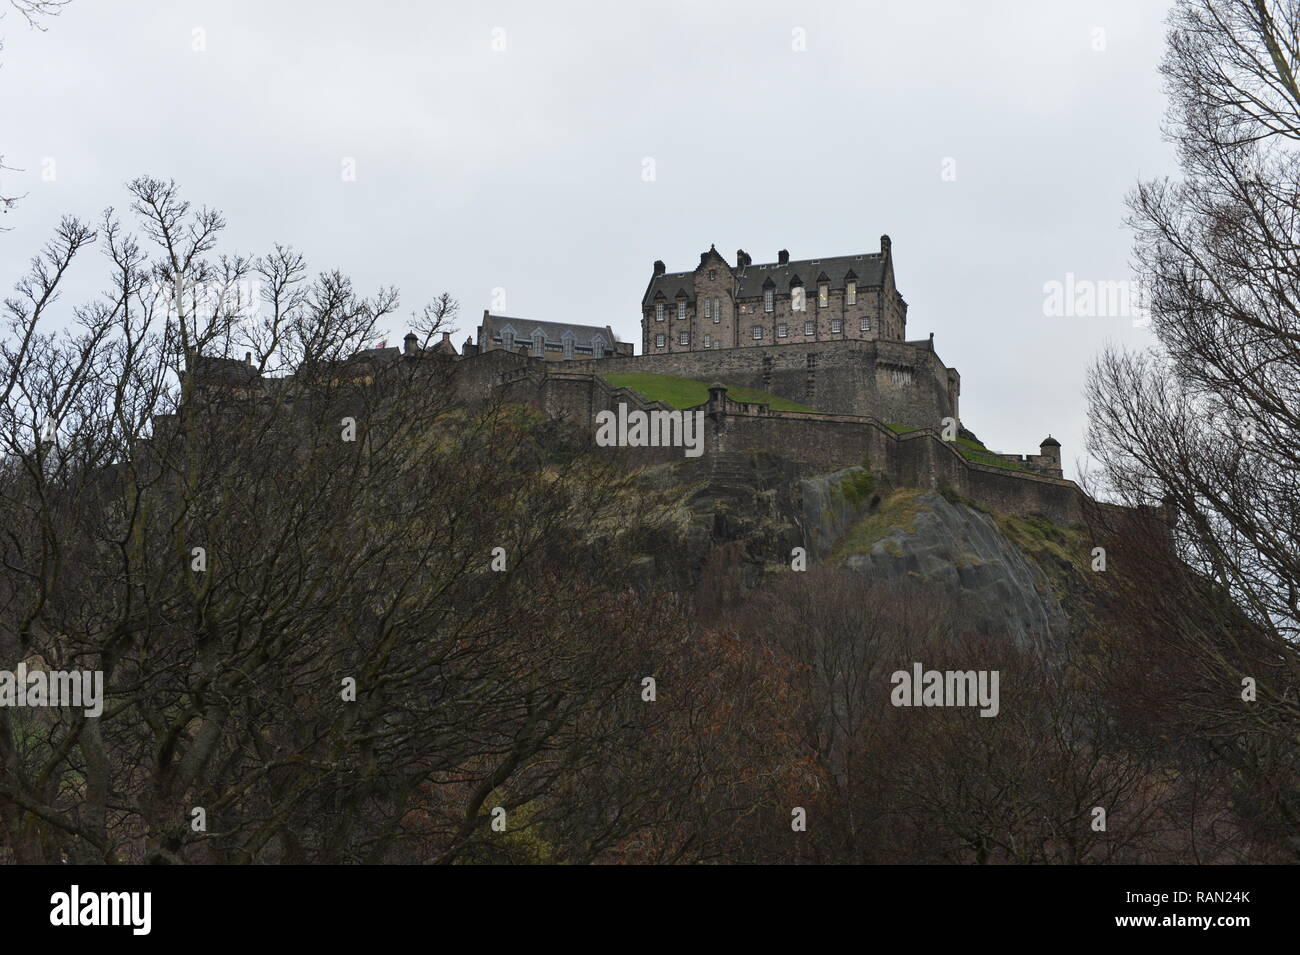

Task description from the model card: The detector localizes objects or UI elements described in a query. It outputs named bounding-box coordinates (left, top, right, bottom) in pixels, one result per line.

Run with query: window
left=791, top=287, right=806, bottom=312
left=831, top=319, right=842, bottom=334
left=501, top=329, right=514, bottom=351
left=764, top=289, right=774, bottom=313
left=703, top=333, right=712, bottom=348
left=752, top=325, right=764, bottom=340
left=563, top=337, right=575, bottom=359
left=655, top=333, right=665, bottom=348
left=777, top=324, right=789, bottom=338
left=703, top=298, right=712, bottom=320
left=679, top=331, right=689, bottom=345
left=804, top=320, right=814, bottom=336
left=860, top=317, right=870, bottom=333
left=708, top=269, right=716, bottom=280
left=677, top=301, right=686, bottom=320
left=532, top=331, right=545, bottom=357
left=818, top=284, right=829, bottom=308
left=712, top=297, right=721, bottom=322
left=592, top=336, right=605, bottom=359
left=655, top=304, right=665, bottom=322
left=847, top=280, right=857, bottom=305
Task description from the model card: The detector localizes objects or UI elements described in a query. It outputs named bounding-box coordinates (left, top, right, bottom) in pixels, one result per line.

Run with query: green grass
left=835, top=468, right=876, bottom=507
left=830, top=487, right=928, bottom=559
left=884, top=423, right=1029, bottom=472
left=602, top=372, right=817, bottom=413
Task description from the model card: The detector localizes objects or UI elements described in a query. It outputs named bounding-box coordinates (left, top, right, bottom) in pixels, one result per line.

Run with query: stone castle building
left=599, top=237, right=965, bottom=439
left=186, top=235, right=1076, bottom=518
left=641, top=237, right=907, bottom=354
left=465, top=312, right=633, bottom=362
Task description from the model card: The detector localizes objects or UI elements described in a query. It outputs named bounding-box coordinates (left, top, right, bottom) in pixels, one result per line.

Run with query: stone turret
left=1038, top=435, right=1062, bottom=477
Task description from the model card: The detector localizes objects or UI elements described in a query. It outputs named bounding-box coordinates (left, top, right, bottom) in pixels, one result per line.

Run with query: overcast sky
left=0, top=0, right=1177, bottom=480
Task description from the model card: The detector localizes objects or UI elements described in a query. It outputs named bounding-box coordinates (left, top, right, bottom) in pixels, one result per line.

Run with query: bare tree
left=0, top=0, right=72, bottom=225
left=0, top=178, right=716, bottom=863
left=1085, top=0, right=1300, bottom=848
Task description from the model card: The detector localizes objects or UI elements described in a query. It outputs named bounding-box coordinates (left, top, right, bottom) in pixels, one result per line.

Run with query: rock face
left=636, top=454, right=1083, bottom=648
left=799, top=466, right=880, bottom=559
left=835, top=489, right=1069, bottom=648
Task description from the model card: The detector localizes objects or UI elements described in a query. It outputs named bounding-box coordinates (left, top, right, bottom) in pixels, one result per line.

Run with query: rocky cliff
left=636, top=451, right=1100, bottom=647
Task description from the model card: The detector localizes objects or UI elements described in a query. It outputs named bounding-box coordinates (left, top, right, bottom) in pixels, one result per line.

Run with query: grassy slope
left=602, top=372, right=817, bottom=413
left=600, top=375, right=1026, bottom=472
left=885, top=423, right=1029, bottom=472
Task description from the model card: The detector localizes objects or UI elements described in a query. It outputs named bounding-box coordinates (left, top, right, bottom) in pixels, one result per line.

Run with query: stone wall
left=591, top=337, right=959, bottom=429
left=697, top=391, right=1085, bottom=526
left=446, top=351, right=1091, bottom=527
left=496, top=363, right=684, bottom=467
left=487, top=364, right=1085, bottom=526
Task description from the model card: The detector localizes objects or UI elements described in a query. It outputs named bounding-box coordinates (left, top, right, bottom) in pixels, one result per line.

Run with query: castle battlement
left=591, top=335, right=960, bottom=432
left=182, top=232, right=1081, bottom=525
left=487, top=368, right=1082, bottom=526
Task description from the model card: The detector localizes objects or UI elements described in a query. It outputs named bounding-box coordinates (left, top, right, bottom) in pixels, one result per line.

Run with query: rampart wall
left=589, top=338, right=959, bottom=430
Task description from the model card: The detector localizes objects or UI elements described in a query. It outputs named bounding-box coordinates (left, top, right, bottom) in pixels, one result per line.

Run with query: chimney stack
left=736, top=249, right=750, bottom=270
left=778, top=249, right=790, bottom=265
left=880, top=235, right=892, bottom=256
left=404, top=331, right=418, bottom=355
left=653, top=260, right=666, bottom=276
left=244, top=351, right=252, bottom=365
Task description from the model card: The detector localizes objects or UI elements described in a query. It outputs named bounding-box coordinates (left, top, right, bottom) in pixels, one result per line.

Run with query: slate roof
left=642, top=252, right=887, bottom=306
left=347, top=346, right=401, bottom=364
left=642, top=272, right=699, bottom=306
left=190, top=355, right=262, bottom=386
left=479, top=313, right=621, bottom=348
left=735, top=254, right=886, bottom=299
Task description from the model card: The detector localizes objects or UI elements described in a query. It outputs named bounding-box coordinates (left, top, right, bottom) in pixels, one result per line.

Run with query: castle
left=463, top=314, right=632, bottom=362
left=640, top=237, right=907, bottom=353
left=188, top=237, right=1083, bottom=524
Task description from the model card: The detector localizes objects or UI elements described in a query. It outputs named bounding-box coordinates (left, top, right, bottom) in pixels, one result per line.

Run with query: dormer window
left=531, top=330, right=545, bottom=357
left=500, top=328, right=515, bottom=351
left=677, top=300, right=687, bottom=320
left=818, top=283, right=829, bottom=308
left=847, top=280, right=857, bottom=305
left=655, top=303, right=665, bottom=322
left=592, top=335, right=606, bottom=359
left=764, top=289, right=774, bottom=312
left=562, top=333, right=575, bottom=359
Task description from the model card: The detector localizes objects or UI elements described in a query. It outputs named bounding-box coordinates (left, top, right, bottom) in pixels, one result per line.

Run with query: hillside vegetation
left=601, top=371, right=817, bottom=413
